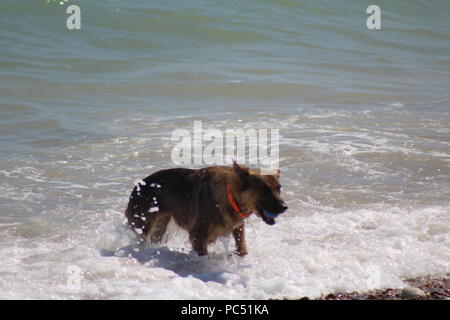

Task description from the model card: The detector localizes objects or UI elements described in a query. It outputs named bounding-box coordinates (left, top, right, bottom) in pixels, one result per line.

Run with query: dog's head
left=232, top=163, right=288, bottom=225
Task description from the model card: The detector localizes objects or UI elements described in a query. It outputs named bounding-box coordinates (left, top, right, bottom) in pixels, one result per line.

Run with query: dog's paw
left=230, top=250, right=247, bottom=258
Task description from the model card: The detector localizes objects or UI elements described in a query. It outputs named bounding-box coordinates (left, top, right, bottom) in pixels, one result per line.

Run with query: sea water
left=0, top=0, right=449, bottom=299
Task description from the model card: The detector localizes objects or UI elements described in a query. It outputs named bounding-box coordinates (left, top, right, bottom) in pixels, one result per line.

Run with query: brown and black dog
left=125, top=162, right=287, bottom=257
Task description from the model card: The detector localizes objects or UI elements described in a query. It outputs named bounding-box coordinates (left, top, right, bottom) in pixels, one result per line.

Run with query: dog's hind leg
left=232, top=224, right=248, bottom=257
left=149, top=212, right=171, bottom=243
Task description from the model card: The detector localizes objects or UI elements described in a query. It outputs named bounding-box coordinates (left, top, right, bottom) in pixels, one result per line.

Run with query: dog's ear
left=260, top=168, right=280, bottom=178
left=232, top=161, right=250, bottom=185
left=274, top=169, right=280, bottom=178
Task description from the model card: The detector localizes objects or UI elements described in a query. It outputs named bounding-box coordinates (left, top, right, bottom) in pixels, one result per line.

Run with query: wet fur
left=125, top=163, right=287, bottom=256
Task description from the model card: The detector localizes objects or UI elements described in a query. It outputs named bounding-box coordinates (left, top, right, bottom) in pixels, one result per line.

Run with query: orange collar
left=226, top=183, right=251, bottom=218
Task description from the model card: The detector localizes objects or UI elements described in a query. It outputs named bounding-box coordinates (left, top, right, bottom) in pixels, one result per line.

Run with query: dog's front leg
left=232, top=224, right=248, bottom=257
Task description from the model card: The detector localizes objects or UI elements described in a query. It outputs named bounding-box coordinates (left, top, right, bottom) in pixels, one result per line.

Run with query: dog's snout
left=279, top=202, right=288, bottom=213
left=270, top=201, right=287, bottom=214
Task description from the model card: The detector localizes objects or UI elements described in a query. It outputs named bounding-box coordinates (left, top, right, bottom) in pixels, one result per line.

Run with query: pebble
left=401, top=286, right=427, bottom=298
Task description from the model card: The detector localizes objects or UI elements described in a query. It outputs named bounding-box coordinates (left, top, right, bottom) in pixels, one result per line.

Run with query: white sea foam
left=0, top=205, right=448, bottom=299
left=389, top=102, right=405, bottom=107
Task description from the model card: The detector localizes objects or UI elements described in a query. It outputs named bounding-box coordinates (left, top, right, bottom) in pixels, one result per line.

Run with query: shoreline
left=308, top=275, right=449, bottom=300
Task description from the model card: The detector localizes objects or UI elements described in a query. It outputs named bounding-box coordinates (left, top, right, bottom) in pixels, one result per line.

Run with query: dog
left=125, top=162, right=287, bottom=257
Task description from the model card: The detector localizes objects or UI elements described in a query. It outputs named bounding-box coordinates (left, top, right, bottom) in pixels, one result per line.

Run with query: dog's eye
left=276, top=186, right=281, bottom=193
